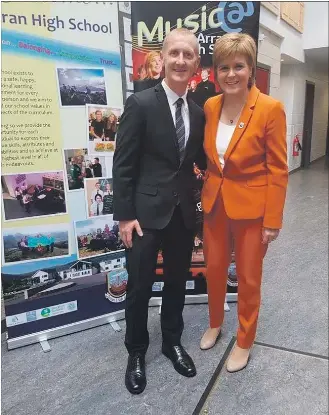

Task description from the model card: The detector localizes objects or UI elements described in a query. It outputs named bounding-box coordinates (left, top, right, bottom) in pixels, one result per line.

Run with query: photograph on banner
left=1, top=0, right=127, bottom=344
left=2, top=250, right=126, bottom=315
left=84, top=177, right=114, bottom=218
left=63, top=149, right=110, bottom=191
left=56, top=68, right=107, bottom=107
left=1, top=171, right=67, bottom=221
left=131, top=1, right=260, bottom=107
left=2, top=222, right=70, bottom=265
left=75, top=216, right=124, bottom=259
left=86, top=105, right=122, bottom=154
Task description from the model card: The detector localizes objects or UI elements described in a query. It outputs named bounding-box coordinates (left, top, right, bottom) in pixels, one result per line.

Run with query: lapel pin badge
left=239, top=122, right=245, bottom=129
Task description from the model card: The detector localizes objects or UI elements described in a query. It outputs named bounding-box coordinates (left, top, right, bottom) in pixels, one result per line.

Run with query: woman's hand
left=262, top=227, right=280, bottom=244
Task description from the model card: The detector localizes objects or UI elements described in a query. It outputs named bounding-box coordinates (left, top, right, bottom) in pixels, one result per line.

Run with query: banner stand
left=149, top=293, right=237, bottom=307
left=6, top=293, right=237, bottom=351
left=6, top=309, right=125, bottom=351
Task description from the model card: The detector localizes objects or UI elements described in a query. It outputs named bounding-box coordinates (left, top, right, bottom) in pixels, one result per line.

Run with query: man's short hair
left=94, top=157, right=99, bottom=162
left=162, top=28, right=199, bottom=55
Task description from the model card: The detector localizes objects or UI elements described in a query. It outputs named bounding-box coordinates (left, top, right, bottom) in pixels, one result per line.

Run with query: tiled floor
left=1, top=158, right=328, bottom=415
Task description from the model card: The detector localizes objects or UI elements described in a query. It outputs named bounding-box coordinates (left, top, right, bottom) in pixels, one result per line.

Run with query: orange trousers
left=203, top=192, right=268, bottom=349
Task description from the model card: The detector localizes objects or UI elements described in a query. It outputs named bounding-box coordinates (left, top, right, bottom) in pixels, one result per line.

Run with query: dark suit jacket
left=113, top=83, right=206, bottom=230
left=192, top=80, right=217, bottom=108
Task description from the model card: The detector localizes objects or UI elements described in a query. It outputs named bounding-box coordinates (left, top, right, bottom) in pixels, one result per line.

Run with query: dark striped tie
left=175, top=98, right=186, bottom=163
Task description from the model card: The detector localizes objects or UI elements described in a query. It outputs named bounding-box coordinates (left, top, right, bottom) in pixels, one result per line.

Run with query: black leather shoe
left=162, top=344, right=196, bottom=377
left=125, top=353, right=146, bottom=395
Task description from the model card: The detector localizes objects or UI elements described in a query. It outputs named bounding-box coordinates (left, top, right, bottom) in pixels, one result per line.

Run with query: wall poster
left=1, top=1, right=132, bottom=348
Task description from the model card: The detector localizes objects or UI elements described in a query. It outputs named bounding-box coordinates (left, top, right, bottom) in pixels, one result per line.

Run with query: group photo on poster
left=75, top=215, right=124, bottom=260
left=86, top=105, right=122, bottom=154
left=84, top=177, right=114, bottom=217
left=2, top=223, right=70, bottom=265
left=63, top=149, right=111, bottom=191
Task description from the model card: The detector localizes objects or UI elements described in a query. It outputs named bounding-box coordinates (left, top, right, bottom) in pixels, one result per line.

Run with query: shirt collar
left=162, top=79, right=188, bottom=109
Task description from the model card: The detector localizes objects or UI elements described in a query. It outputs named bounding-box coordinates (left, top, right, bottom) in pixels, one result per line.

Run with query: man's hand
left=262, top=228, right=280, bottom=244
left=119, top=220, right=143, bottom=248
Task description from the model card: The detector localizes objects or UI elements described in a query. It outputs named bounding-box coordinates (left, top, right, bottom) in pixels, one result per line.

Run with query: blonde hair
left=144, top=51, right=162, bottom=79
left=213, top=33, right=257, bottom=86
left=162, top=28, right=199, bottom=55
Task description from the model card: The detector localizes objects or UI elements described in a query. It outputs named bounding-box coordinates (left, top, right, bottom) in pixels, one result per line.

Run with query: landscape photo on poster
left=1, top=171, right=66, bottom=221
left=86, top=105, right=122, bottom=154
left=75, top=215, right=124, bottom=260
left=1, top=251, right=126, bottom=309
left=84, top=177, right=113, bottom=218
left=2, top=223, right=70, bottom=265
left=56, top=68, right=107, bottom=107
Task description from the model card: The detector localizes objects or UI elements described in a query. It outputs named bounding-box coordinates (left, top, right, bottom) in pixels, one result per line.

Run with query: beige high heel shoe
left=200, top=327, right=221, bottom=350
left=226, top=344, right=251, bottom=372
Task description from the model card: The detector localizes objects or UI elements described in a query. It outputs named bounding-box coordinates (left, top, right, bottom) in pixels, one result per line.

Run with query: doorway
left=256, top=66, right=270, bottom=95
left=301, top=81, right=315, bottom=168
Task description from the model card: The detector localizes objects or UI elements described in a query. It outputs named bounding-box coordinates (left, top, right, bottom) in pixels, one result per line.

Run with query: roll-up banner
left=131, top=2, right=260, bottom=301
left=1, top=1, right=134, bottom=349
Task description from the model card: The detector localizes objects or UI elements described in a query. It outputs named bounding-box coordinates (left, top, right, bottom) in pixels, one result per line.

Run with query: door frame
left=256, top=64, right=270, bottom=95
left=301, top=81, right=315, bottom=168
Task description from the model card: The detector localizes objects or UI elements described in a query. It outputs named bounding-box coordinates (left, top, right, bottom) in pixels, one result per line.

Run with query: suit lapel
left=224, top=86, right=260, bottom=164
left=155, top=84, right=180, bottom=165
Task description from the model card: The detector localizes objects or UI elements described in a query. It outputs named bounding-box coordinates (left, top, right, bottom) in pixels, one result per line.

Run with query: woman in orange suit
left=200, top=33, right=288, bottom=372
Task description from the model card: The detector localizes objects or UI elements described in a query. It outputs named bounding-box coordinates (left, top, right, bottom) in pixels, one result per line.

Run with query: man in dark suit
left=113, top=28, right=206, bottom=395
left=194, top=68, right=217, bottom=108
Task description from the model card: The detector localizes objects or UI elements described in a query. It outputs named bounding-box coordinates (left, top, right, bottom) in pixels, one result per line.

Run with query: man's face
left=201, top=69, right=209, bottom=81
left=161, top=33, right=200, bottom=87
left=93, top=158, right=98, bottom=164
left=96, top=111, right=102, bottom=121
left=96, top=183, right=100, bottom=190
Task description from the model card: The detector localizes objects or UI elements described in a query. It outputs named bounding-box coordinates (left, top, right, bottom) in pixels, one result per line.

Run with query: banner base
left=6, top=294, right=237, bottom=350
left=149, top=293, right=238, bottom=306
left=6, top=309, right=125, bottom=351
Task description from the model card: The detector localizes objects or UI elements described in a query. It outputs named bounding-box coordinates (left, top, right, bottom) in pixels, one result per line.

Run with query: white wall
left=303, top=2, right=329, bottom=50
left=260, top=5, right=305, bottom=63
left=279, top=62, right=329, bottom=171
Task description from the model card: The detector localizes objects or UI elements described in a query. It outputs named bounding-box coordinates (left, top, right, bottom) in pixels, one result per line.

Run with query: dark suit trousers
left=124, top=206, right=194, bottom=355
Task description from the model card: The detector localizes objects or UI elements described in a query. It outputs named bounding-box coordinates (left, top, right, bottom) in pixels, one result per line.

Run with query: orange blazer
left=202, top=85, right=288, bottom=229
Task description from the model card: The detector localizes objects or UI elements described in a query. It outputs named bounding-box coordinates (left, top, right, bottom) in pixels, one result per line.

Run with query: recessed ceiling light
left=281, top=59, right=284, bottom=62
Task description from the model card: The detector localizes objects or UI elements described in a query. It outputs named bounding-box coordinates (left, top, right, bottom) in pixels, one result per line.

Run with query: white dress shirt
left=90, top=201, right=103, bottom=216
left=162, top=79, right=190, bottom=146
left=216, top=121, right=235, bottom=168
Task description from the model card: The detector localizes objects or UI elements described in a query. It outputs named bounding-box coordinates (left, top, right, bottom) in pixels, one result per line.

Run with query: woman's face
left=216, top=54, right=251, bottom=96
left=109, top=114, right=115, bottom=122
left=150, top=56, right=162, bottom=76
